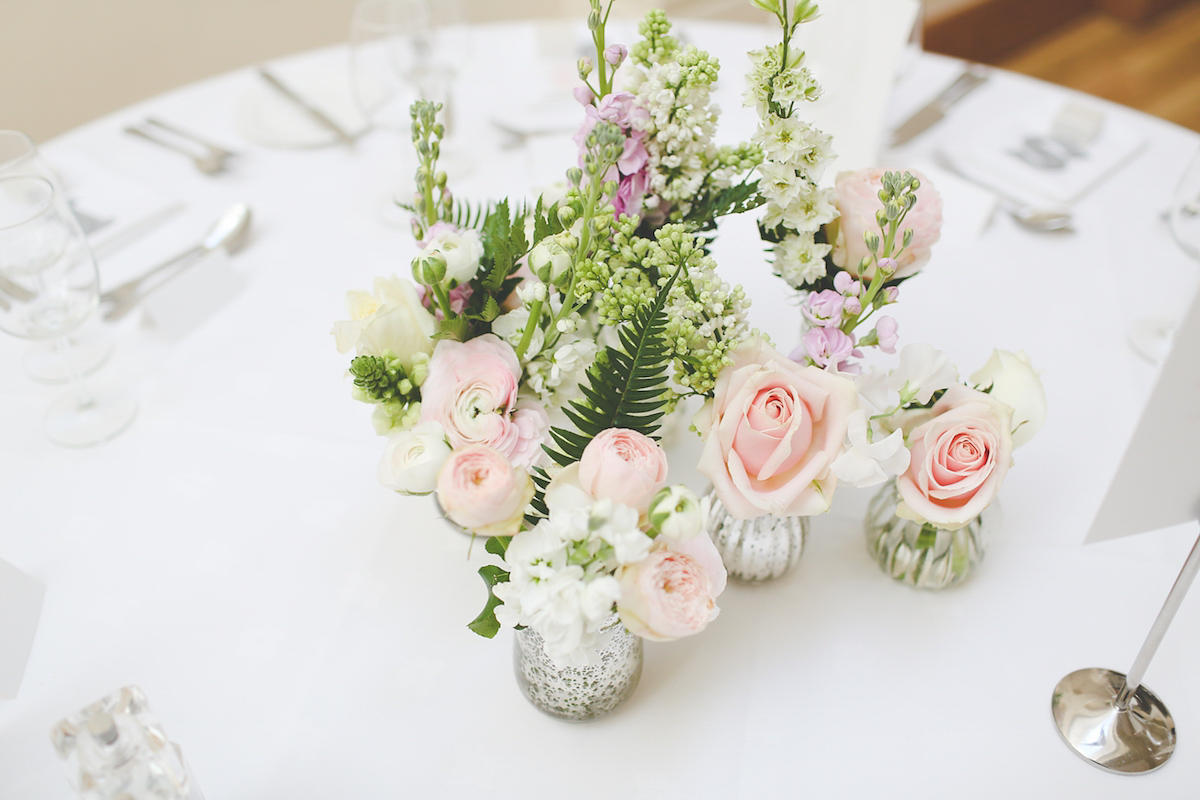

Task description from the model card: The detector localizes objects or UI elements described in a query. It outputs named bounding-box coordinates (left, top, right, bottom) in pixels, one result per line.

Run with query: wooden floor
left=995, top=1, right=1200, bottom=132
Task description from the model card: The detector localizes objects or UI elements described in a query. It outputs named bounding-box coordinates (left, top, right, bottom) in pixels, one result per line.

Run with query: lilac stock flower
left=877, top=257, right=898, bottom=277
left=604, top=44, right=628, bottom=67
left=418, top=281, right=474, bottom=320
left=801, top=327, right=862, bottom=373
left=843, top=296, right=862, bottom=316
left=801, top=289, right=845, bottom=327
left=833, top=271, right=861, bottom=296
left=874, top=316, right=899, bottom=354
left=884, top=286, right=899, bottom=303
left=574, top=91, right=651, bottom=218
left=573, top=85, right=595, bottom=106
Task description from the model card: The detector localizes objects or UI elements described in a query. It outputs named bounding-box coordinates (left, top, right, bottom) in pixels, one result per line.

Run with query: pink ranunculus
left=578, top=428, right=669, bottom=512
left=436, top=445, right=534, bottom=536
left=695, top=336, right=858, bottom=519
left=419, top=334, right=546, bottom=468
left=617, top=534, right=726, bottom=641
left=896, top=384, right=1015, bottom=529
left=829, top=168, right=943, bottom=280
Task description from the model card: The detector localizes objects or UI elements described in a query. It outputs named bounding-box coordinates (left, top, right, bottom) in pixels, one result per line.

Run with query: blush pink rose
left=419, top=334, right=548, bottom=468
left=896, top=385, right=1015, bottom=530
left=616, top=534, right=726, bottom=641
left=436, top=445, right=534, bottom=536
left=695, top=336, right=858, bottom=519
left=829, top=168, right=943, bottom=280
left=577, top=428, right=669, bottom=512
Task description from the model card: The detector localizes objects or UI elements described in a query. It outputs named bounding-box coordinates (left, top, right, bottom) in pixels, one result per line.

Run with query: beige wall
left=1, top=0, right=935, bottom=142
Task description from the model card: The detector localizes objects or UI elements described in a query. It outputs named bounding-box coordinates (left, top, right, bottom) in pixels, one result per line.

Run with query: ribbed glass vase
left=513, top=614, right=642, bottom=721
left=864, top=483, right=987, bottom=590
left=703, top=487, right=807, bottom=583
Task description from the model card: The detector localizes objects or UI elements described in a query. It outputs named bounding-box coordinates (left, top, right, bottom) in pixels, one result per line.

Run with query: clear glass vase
left=865, top=483, right=987, bottom=590
left=513, top=613, right=642, bottom=721
left=703, top=486, right=807, bottom=583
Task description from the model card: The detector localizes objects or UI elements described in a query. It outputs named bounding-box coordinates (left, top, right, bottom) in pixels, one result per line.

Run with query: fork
left=124, top=125, right=228, bottom=175
left=144, top=117, right=237, bottom=160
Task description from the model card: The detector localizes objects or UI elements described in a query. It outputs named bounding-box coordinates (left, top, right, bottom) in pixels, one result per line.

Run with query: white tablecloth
left=3, top=19, right=1200, bottom=799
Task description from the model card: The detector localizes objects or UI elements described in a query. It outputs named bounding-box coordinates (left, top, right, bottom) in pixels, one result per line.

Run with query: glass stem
left=54, top=336, right=95, bottom=409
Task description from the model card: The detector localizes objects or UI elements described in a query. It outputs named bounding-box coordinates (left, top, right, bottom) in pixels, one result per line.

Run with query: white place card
left=142, top=248, right=247, bottom=340
left=0, top=558, right=45, bottom=699
left=1086, top=288, right=1200, bottom=542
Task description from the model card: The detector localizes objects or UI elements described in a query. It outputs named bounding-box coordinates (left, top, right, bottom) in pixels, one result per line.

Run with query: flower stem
left=514, top=296, right=544, bottom=361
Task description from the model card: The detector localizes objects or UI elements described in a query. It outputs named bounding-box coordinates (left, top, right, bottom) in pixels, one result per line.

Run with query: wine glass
left=0, top=129, right=113, bottom=383
left=0, top=175, right=137, bottom=447
left=1168, top=144, right=1200, bottom=262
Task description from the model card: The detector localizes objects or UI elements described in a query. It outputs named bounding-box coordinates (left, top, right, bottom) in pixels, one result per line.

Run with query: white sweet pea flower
left=332, top=275, right=436, bottom=364
left=889, top=343, right=958, bottom=405
left=417, top=228, right=483, bottom=285
left=853, top=367, right=894, bottom=414
left=376, top=421, right=450, bottom=494
left=830, top=410, right=911, bottom=488
left=970, top=349, right=1046, bottom=448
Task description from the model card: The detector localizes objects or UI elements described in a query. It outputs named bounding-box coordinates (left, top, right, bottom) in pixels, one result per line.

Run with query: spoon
left=933, top=149, right=1075, bottom=233
left=101, top=204, right=253, bottom=321
left=124, top=125, right=228, bottom=175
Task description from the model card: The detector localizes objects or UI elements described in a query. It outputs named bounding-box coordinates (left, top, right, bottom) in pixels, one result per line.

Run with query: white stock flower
left=970, top=349, right=1046, bottom=448
left=376, top=421, right=451, bottom=494
left=830, top=410, right=911, bottom=488
left=589, top=499, right=653, bottom=565
left=417, top=228, right=483, bottom=285
left=774, top=232, right=830, bottom=288
left=890, top=343, right=958, bottom=405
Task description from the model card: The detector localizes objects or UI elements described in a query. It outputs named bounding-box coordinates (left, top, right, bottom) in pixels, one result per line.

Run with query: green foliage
left=450, top=198, right=491, bottom=231
left=467, top=565, right=509, bottom=639
left=480, top=199, right=525, bottom=293
left=686, top=178, right=766, bottom=233
left=544, top=265, right=682, bottom=467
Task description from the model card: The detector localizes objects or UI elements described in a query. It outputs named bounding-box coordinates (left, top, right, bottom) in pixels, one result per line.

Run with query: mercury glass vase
left=865, top=483, right=987, bottom=590
left=703, top=486, right=807, bottom=583
left=514, top=613, right=643, bottom=721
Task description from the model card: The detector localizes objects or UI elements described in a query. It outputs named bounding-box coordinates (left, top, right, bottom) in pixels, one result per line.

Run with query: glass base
left=45, top=386, right=138, bottom=448
left=24, top=329, right=113, bottom=384
left=1051, top=667, right=1175, bottom=774
left=704, top=487, right=807, bottom=583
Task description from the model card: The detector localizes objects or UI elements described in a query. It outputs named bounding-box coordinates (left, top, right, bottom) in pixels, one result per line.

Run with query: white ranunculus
left=889, top=343, right=958, bottom=405
left=970, top=349, right=1046, bottom=448
left=830, top=409, right=911, bottom=488
left=647, top=485, right=704, bottom=541
left=528, top=234, right=573, bottom=285
left=417, top=228, right=483, bottom=285
left=376, top=421, right=451, bottom=495
left=332, top=275, right=436, bottom=365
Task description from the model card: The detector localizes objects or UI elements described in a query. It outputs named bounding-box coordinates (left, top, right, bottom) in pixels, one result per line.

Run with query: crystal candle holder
left=50, top=686, right=204, bottom=800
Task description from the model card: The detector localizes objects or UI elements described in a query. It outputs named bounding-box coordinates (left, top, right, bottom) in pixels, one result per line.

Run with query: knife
left=889, top=64, right=990, bottom=147
left=256, top=66, right=357, bottom=148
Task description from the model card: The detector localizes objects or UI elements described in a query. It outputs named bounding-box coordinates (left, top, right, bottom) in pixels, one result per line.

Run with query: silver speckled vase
left=865, top=483, right=987, bottom=590
left=703, top=487, right=807, bottom=583
left=513, top=614, right=642, bottom=721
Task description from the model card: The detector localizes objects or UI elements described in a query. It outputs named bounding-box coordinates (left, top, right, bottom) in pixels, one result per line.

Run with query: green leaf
left=484, top=535, right=509, bottom=558
left=480, top=295, right=501, bottom=322
left=467, top=564, right=510, bottom=639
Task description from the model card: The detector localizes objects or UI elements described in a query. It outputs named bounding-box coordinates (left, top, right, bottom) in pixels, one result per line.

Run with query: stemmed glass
left=0, top=175, right=137, bottom=447
left=349, top=0, right=470, bottom=221
left=0, top=130, right=113, bottom=383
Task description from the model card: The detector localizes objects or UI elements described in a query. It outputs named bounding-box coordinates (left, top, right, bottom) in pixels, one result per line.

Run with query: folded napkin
left=939, top=97, right=1146, bottom=209
left=790, top=0, right=921, bottom=178
left=50, top=149, right=182, bottom=257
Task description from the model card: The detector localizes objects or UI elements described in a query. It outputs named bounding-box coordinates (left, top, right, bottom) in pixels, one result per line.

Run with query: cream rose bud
left=647, top=485, right=703, bottom=541
left=970, top=349, right=1046, bottom=448
left=896, top=385, right=1015, bottom=530
left=436, top=445, right=534, bottom=536
left=829, top=168, right=943, bottom=280
left=416, top=227, right=484, bottom=286
left=377, top=421, right=452, bottom=495
left=617, top=535, right=726, bottom=642
left=578, top=428, right=670, bottom=512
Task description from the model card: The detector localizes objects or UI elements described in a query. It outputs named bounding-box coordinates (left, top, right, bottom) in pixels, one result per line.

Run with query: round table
left=3, top=18, right=1199, bottom=799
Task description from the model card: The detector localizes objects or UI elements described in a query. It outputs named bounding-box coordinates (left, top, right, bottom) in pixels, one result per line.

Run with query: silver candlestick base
left=1051, top=667, right=1176, bottom=774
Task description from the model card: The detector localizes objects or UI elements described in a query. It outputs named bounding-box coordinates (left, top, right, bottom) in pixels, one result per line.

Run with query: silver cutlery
left=256, top=66, right=357, bottom=148
left=100, top=203, right=252, bottom=321
left=144, top=117, right=237, bottom=160
left=124, top=125, right=229, bottom=175
left=933, top=150, right=1074, bottom=233
left=890, top=64, right=990, bottom=147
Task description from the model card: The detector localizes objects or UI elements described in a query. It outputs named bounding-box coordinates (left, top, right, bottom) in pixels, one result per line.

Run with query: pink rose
left=419, top=334, right=548, bottom=468
left=578, top=428, right=669, bottom=512
left=829, top=168, right=943, bottom=280
left=436, top=445, right=534, bottom=536
left=695, top=336, right=858, bottom=519
left=896, top=385, right=1014, bottom=529
left=616, top=534, right=726, bottom=641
